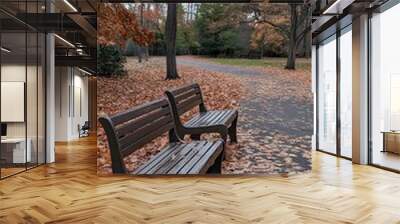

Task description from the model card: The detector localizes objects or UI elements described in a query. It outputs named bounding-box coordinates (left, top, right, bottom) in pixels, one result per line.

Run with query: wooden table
left=382, top=131, right=400, bottom=154
left=0, top=138, right=31, bottom=167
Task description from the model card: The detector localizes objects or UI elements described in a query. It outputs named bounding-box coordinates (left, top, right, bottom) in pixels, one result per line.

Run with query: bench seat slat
left=192, top=112, right=216, bottom=126
left=143, top=143, right=198, bottom=174
left=133, top=143, right=182, bottom=174
left=213, top=110, right=235, bottom=125
left=185, top=111, right=210, bottom=127
left=185, top=110, right=237, bottom=128
left=144, top=143, right=191, bottom=174
left=204, top=110, right=228, bottom=125
left=187, top=142, right=223, bottom=174
left=155, top=141, right=208, bottom=174
left=138, top=142, right=198, bottom=174
left=134, top=140, right=222, bottom=175
left=222, top=111, right=237, bottom=125
left=179, top=141, right=223, bottom=174
left=166, top=142, right=210, bottom=174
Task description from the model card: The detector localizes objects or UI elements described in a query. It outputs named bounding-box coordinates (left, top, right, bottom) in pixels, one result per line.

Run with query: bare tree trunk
left=298, top=6, right=310, bottom=58
left=186, top=4, right=190, bottom=23
left=260, top=46, right=264, bottom=59
left=138, top=47, right=143, bottom=63
left=138, top=4, right=144, bottom=63
left=286, top=4, right=298, bottom=70
left=260, top=34, right=266, bottom=59
left=166, top=4, right=179, bottom=79
left=145, top=47, right=149, bottom=61
left=144, top=4, right=150, bottom=61
left=304, top=7, right=311, bottom=58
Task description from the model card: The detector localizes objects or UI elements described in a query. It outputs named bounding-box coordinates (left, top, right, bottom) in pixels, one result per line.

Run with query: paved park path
left=178, top=57, right=313, bottom=174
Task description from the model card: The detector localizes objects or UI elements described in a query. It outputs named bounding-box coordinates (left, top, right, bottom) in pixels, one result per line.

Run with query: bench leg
left=228, top=117, right=238, bottom=143
left=169, top=129, right=180, bottom=143
left=207, top=152, right=223, bottom=174
left=190, top=134, right=201, bottom=140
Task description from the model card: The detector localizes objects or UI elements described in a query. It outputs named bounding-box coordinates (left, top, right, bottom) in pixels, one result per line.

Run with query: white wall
left=1, top=65, right=42, bottom=138
left=55, top=66, right=70, bottom=141
left=54, top=67, right=89, bottom=141
left=1, top=63, right=46, bottom=164
left=1, top=65, right=26, bottom=138
left=73, top=73, right=89, bottom=137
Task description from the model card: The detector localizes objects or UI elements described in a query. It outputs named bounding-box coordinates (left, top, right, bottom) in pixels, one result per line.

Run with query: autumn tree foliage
left=97, top=4, right=155, bottom=75
left=98, top=3, right=311, bottom=73
left=197, top=3, right=311, bottom=69
left=251, top=23, right=286, bottom=57
left=223, top=3, right=311, bottom=69
left=246, top=4, right=289, bottom=57
left=98, top=3, right=154, bottom=48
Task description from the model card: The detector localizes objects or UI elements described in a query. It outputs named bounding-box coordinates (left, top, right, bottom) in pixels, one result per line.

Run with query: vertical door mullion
left=36, top=0, right=39, bottom=167
left=0, top=21, right=2, bottom=179
left=336, top=26, right=341, bottom=157
left=25, top=0, right=28, bottom=171
left=316, top=44, right=320, bottom=151
left=367, top=11, right=373, bottom=165
left=44, top=0, right=48, bottom=164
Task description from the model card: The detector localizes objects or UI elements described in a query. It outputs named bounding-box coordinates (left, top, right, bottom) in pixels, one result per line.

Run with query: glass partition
left=339, top=26, right=352, bottom=158
left=317, top=35, right=337, bottom=154
left=1, top=31, right=28, bottom=177
left=0, top=1, right=46, bottom=179
left=27, top=31, right=38, bottom=169
left=370, top=3, right=400, bottom=171
left=38, top=32, right=46, bottom=165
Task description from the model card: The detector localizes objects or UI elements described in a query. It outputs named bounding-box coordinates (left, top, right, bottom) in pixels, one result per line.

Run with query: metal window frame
left=367, top=0, right=400, bottom=173
left=314, top=0, right=400, bottom=172
left=0, top=0, right=48, bottom=180
left=315, top=17, right=353, bottom=161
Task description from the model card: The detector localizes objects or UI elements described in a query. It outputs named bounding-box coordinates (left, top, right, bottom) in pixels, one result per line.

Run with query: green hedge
left=97, top=45, right=126, bottom=76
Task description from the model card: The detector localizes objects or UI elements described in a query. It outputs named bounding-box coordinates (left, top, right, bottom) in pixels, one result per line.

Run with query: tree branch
left=295, top=24, right=311, bottom=47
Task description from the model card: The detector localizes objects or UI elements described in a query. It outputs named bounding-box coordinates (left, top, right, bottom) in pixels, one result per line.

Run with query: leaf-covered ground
left=97, top=56, right=313, bottom=175
left=178, top=56, right=313, bottom=174
left=97, top=57, right=243, bottom=174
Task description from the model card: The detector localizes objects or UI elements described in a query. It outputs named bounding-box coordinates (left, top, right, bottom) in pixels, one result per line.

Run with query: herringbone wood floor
left=1, top=136, right=400, bottom=224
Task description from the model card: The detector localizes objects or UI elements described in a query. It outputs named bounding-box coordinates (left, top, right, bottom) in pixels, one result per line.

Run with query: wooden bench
left=98, top=98, right=224, bottom=175
left=165, top=83, right=238, bottom=143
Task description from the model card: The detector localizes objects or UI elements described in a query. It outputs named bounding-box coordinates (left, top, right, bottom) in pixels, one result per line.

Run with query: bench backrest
left=98, top=99, right=175, bottom=173
left=165, top=83, right=207, bottom=125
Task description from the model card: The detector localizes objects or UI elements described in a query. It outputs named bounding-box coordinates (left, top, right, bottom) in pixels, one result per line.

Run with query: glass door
left=339, top=26, right=352, bottom=158
left=370, top=3, right=400, bottom=171
left=0, top=1, right=46, bottom=179
left=1, top=31, right=28, bottom=178
left=317, top=35, right=337, bottom=154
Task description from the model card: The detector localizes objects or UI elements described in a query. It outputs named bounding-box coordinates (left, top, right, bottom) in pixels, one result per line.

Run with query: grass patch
left=207, top=57, right=311, bottom=71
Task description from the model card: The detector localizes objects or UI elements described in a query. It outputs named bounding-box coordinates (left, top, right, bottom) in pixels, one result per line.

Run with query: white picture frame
left=1, top=81, right=25, bottom=122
